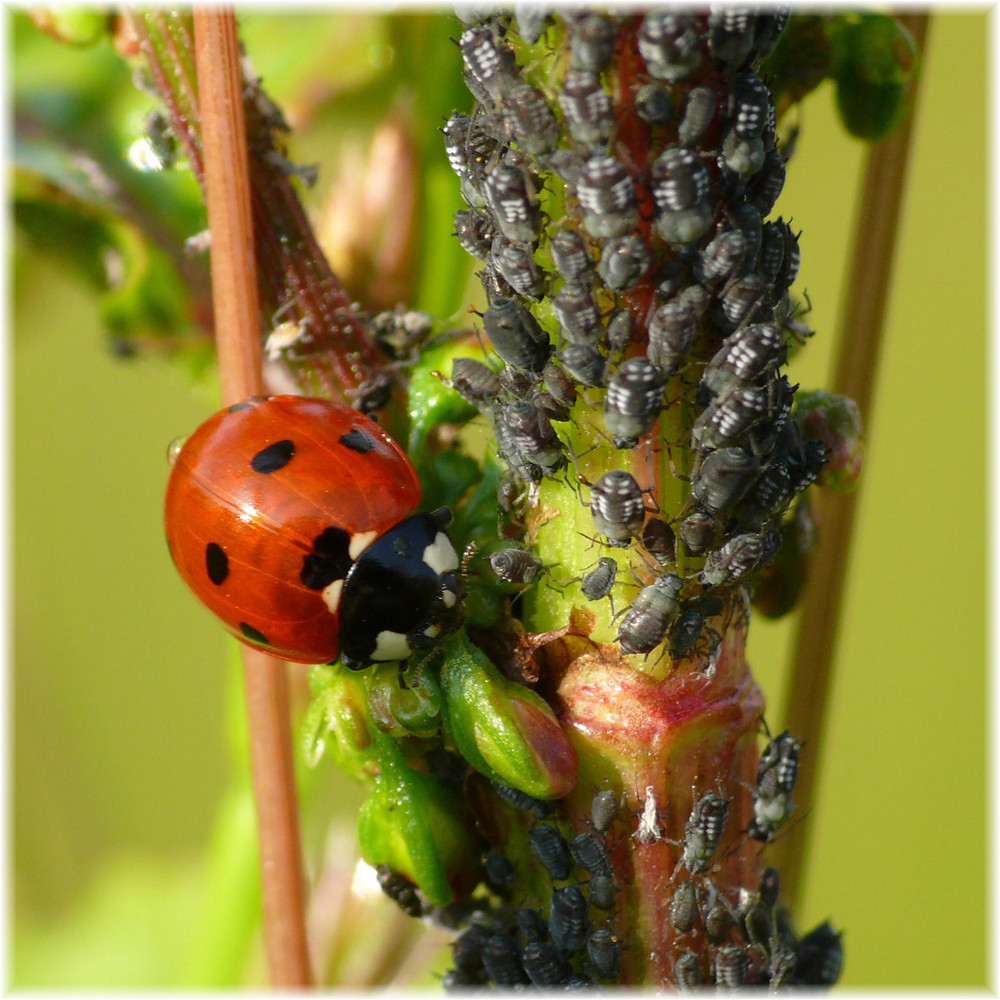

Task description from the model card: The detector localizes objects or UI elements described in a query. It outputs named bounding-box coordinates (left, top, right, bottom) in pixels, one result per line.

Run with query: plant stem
left=775, top=12, right=930, bottom=907
left=192, top=9, right=312, bottom=986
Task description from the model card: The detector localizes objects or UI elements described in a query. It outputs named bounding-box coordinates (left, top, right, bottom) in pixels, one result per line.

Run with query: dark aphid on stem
left=490, top=777, right=554, bottom=817
left=529, top=822, right=572, bottom=881
left=459, top=24, right=520, bottom=107
left=490, top=546, right=544, bottom=585
left=793, top=921, right=843, bottom=986
left=550, top=228, right=594, bottom=285
left=558, top=70, right=615, bottom=148
left=500, top=399, right=565, bottom=476
left=704, top=901, right=734, bottom=944
left=376, top=866, right=425, bottom=917
left=670, top=880, right=699, bottom=934
left=450, top=923, right=491, bottom=978
left=483, top=296, right=551, bottom=372
left=759, top=865, right=781, bottom=910
left=569, top=831, right=612, bottom=877
left=568, top=13, right=619, bottom=73
left=681, top=790, right=729, bottom=875
left=679, top=508, right=720, bottom=556
left=747, top=145, right=787, bottom=217
left=491, top=235, right=548, bottom=300
left=587, top=927, right=622, bottom=979
left=454, top=207, right=494, bottom=260
left=521, top=940, right=572, bottom=986
left=702, top=529, right=780, bottom=588
left=588, top=873, right=618, bottom=910
left=591, top=788, right=619, bottom=833
left=717, top=273, right=771, bottom=331
left=691, top=446, right=759, bottom=513
left=549, top=885, right=590, bottom=956
left=484, top=162, right=541, bottom=246
left=633, top=81, right=674, bottom=125
left=668, top=593, right=726, bottom=661
left=696, top=228, right=749, bottom=285
left=749, top=729, right=802, bottom=840
left=604, top=357, right=668, bottom=448
left=542, top=358, right=578, bottom=409
left=516, top=906, right=548, bottom=943
left=481, top=931, right=528, bottom=986
left=552, top=282, right=603, bottom=343
left=617, top=573, right=684, bottom=655
left=637, top=11, right=702, bottom=82
left=691, top=383, right=769, bottom=452
left=713, top=945, right=751, bottom=988
left=560, top=342, right=606, bottom=387
left=674, top=951, right=703, bottom=989
left=678, top=85, right=717, bottom=147
left=502, top=82, right=559, bottom=156
left=641, top=516, right=676, bottom=567
left=606, top=309, right=636, bottom=356
left=721, top=71, right=772, bottom=176
left=650, top=147, right=713, bottom=244
left=590, top=470, right=647, bottom=547
left=708, top=6, right=756, bottom=68
left=701, top=322, right=787, bottom=398
left=598, top=233, right=652, bottom=291
left=750, top=7, right=791, bottom=61
left=483, top=851, right=516, bottom=890
left=451, top=356, right=501, bottom=410
left=576, top=155, right=639, bottom=238
left=647, top=285, right=709, bottom=375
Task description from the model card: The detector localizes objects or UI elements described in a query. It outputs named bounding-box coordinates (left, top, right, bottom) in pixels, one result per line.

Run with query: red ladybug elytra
left=164, top=395, right=462, bottom=666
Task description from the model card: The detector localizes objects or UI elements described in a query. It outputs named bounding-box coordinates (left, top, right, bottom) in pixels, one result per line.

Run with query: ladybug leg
left=397, top=659, right=410, bottom=690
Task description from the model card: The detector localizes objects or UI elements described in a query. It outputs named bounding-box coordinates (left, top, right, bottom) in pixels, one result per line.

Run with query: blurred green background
left=12, top=10, right=988, bottom=988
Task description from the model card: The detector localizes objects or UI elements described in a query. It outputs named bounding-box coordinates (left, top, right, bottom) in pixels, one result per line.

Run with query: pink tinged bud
left=795, top=389, right=864, bottom=493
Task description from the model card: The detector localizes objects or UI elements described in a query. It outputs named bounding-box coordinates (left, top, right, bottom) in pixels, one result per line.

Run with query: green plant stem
left=775, top=12, right=930, bottom=907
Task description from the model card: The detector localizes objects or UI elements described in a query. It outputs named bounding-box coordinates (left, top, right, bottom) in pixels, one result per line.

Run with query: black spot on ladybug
left=240, top=622, right=269, bottom=645
left=301, top=526, right=353, bottom=589
left=251, top=440, right=295, bottom=473
left=205, top=542, right=229, bottom=585
left=339, top=429, right=377, bottom=454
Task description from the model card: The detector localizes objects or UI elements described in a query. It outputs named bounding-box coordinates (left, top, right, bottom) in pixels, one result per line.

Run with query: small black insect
left=451, top=356, right=501, bottom=410
left=647, top=285, right=708, bottom=375
left=459, top=24, right=520, bottom=107
left=678, top=85, right=716, bottom=147
left=707, top=6, right=755, bottom=68
left=650, top=147, right=713, bottom=244
left=586, top=928, right=622, bottom=979
left=747, top=145, right=786, bottom=217
left=569, top=832, right=612, bottom=877
left=376, top=865, right=424, bottom=917
left=749, top=729, right=802, bottom=841
left=521, top=940, right=572, bottom=986
left=691, top=446, right=759, bottom=514
left=568, top=13, right=619, bottom=73
left=484, top=851, right=516, bottom=891
left=678, top=508, right=720, bottom=556
left=550, top=228, right=594, bottom=285
left=670, top=880, right=699, bottom=935
left=491, top=235, right=548, bottom=300
left=542, top=359, right=578, bottom=409
left=641, top=516, right=676, bottom=568
left=714, top=945, right=751, bottom=988
left=617, top=573, right=684, bottom=655
left=691, top=383, right=769, bottom=453
left=560, top=342, right=606, bottom=387
left=549, top=885, right=590, bottom=956
left=576, top=155, right=639, bottom=239
left=453, top=207, right=494, bottom=260
left=484, top=162, right=541, bottom=246
left=499, top=399, right=565, bottom=476
left=681, top=790, right=729, bottom=875
left=717, top=273, right=771, bottom=332
left=696, top=228, right=749, bottom=286
left=634, top=81, right=674, bottom=125
left=558, top=70, right=615, bottom=148
left=606, top=310, right=636, bottom=356
left=701, top=529, right=780, bottom=588
left=490, top=547, right=544, bottom=585
left=501, top=82, right=559, bottom=156
left=590, top=788, right=620, bottom=833
left=481, top=930, right=528, bottom=986
left=598, top=233, right=652, bottom=291
left=793, top=921, right=843, bottom=986
left=704, top=901, right=734, bottom=945
left=700, top=322, right=787, bottom=398
left=590, top=470, right=647, bottom=546
left=603, top=358, right=668, bottom=448
left=530, top=822, right=572, bottom=881
left=552, top=283, right=604, bottom=343
left=674, top=951, right=703, bottom=990
left=588, top=873, right=618, bottom=911
left=516, top=906, right=548, bottom=943
left=483, top=296, right=551, bottom=373
left=489, top=778, right=554, bottom=817
left=638, top=11, right=701, bottom=82
left=450, top=923, right=491, bottom=976
left=668, top=593, right=725, bottom=661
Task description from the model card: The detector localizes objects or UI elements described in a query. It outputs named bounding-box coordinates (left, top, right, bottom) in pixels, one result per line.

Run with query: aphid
left=546, top=147, right=586, bottom=187
left=454, top=207, right=493, bottom=260
left=521, top=940, right=572, bottom=986
left=482, top=296, right=551, bottom=372
left=637, top=11, right=701, bottom=82
left=576, top=155, right=639, bottom=239
left=647, top=285, right=709, bottom=375
left=376, top=866, right=424, bottom=917
left=751, top=8, right=791, bottom=62
left=714, top=945, right=751, bottom=988
left=603, top=357, right=668, bottom=448
left=691, top=446, right=759, bottom=513
left=569, top=832, right=612, bottom=877
left=691, top=383, right=769, bottom=452
left=696, top=228, right=749, bottom=285
left=772, top=221, right=801, bottom=294
left=786, top=436, right=827, bottom=494
left=513, top=4, right=551, bottom=44
left=591, top=788, right=619, bottom=833
left=681, top=790, right=729, bottom=875
left=569, top=13, right=619, bottom=72
left=558, top=70, right=615, bottom=148
left=738, top=458, right=793, bottom=529
left=490, top=778, right=554, bottom=817
left=484, top=163, right=541, bottom=246
left=442, top=111, right=473, bottom=181
left=750, top=729, right=802, bottom=840
left=451, top=356, right=501, bottom=410
left=481, top=931, right=528, bottom=986
left=484, top=851, right=516, bottom=890
left=459, top=25, right=520, bottom=106
left=617, top=573, right=684, bottom=654
left=586, top=928, right=621, bottom=979
left=515, top=906, right=548, bottom=943
left=701, top=322, right=786, bottom=398
left=759, top=866, right=781, bottom=910
left=529, top=822, right=572, bottom=881
left=350, top=372, right=394, bottom=415
left=552, top=283, right=603, bottom=343
left=641, top=517, right=676, bottom=567
left=588, top=874, right=618, bottom=910
left=634, top=81, right=673, bottom=126
left=757, top=220, right=787, bottom=287
left=597, top=233, right=652, bottom=291
left=590, top=470, right=647, bottom=546
left=679, top=509, right=720, bottom=556
left=701, top=529, right=780, bottom=588
left=502, top=82, right=559, bottom=156
left=650, top=147, right=713, bottom=244
left=668, top=594, right=725, bottom=661
left=704, top=901, right=734, bottom=944
left=491, top=235, right=548, bottom=300
left=370, top=308, right=433, bottom=360
left=549, top=885, right=589, bottom=956
left=708, top=6, right=756, bottom=68
left=793, top=921, right=843, bottom=986
left=490, top=547, right=544, bottom=585
left=670, top=880, right=699, bottom=935
left=541, top=359, right=578, bottom=410
left=747, top=145, right=786, bottom=216
left=550, top=228, right=594, bottom=285
left=636, top=784, right=661, bottom=843
left=717, top=273, right=770, bottom=331
left=606, top=310, right=636, bottom=355
left=451, top=923, right=491, bottom=975
left=721, top=71, right=772, bottom=176
left=560, top=343, right=606, bottom=387
left=500, top=399, right=565, bottom=476
left=674, top=951, right=703, bottom=990
left=678, top=85, right=717, bottom=147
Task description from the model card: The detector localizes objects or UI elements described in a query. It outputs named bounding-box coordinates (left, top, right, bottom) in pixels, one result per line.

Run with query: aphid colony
left=448, top=7, right=824, bottom=668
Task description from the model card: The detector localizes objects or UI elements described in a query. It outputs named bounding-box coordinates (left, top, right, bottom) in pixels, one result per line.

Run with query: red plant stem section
left=192, top=9, right=312, bottom=986
left=775, top=12, right=930, bottom=906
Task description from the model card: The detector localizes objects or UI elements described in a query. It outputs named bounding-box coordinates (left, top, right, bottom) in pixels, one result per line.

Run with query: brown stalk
left=192, top=9, right=312, bottom=986
left=774, top=13, right=931, bottom=906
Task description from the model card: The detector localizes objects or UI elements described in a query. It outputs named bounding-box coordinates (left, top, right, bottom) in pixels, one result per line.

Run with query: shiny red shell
left=164, top=395, right=421, bottom=663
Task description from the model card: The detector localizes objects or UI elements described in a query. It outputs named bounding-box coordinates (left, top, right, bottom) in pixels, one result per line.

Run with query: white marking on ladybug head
left=442, top=589, right=457, bottom=608
left=322, top=579, right=344, bottom=615
left=372, top=630, right=412, bottom=662
left=349, top=530, right=378, bottom=561
left=423, top=532, right=459, bottom=575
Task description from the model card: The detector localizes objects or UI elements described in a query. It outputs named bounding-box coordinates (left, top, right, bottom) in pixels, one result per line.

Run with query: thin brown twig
left=192, top=9, right=312, bottom=986
left=774, top=13, right=931, bottom=907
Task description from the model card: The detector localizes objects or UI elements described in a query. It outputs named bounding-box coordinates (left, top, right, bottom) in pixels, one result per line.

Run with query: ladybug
left=164, top=395, right=462, bottom=667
